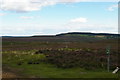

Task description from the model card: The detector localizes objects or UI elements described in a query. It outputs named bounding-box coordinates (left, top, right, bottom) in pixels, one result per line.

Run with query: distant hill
left=2, top=32, right=120, bottom=39
left=2, top=32, right=119, bottom=38
left=2, top=32, right=119, bottom=43
left=56, top=32, right=119, bottom=36
left=28, top=32, right=119, bottom=42
left=56, top=32, right=119, bottom=39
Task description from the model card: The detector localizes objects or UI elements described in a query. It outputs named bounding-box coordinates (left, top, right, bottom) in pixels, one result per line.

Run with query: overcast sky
left=0, top=0, right=119, bottom=36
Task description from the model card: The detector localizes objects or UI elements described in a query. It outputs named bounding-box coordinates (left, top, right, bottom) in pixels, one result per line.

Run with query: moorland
left=2, top=32, right=120, bottom=78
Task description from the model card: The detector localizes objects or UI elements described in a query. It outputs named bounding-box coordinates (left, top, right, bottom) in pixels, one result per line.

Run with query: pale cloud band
left=108, top=4, right=118, bottom=11
left=20, top=16, right=34, bottom=19
left=0, top=0, right=119, bottom=12
left=0, top=13, right=6, bottom=16
left=70, top=17, right=88, bottom=23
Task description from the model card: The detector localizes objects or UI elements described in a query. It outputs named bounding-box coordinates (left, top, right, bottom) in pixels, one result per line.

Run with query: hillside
left=2, top=32, right=119, bottom=43
left=56, top=32, right=119, bottom=38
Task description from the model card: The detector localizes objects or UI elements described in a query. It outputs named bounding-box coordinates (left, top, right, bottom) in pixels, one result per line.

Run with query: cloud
left=0, top=0, right=56, bottom=12
left=0, top=13, right=6, bottom=16
left=70, top=17, right=87, bottom=23
left=0, top=0, right=118, bottom=12
left=20, top=16, right=34, bottom=19
left=108, top=4, right=118, bottom=11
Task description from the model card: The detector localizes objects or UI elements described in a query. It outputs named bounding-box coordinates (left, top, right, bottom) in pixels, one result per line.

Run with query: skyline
left=0, top=0, right=118, bottom=36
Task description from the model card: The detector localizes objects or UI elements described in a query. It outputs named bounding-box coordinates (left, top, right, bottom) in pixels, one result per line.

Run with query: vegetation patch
left=35, top=48, right=119, bottom=70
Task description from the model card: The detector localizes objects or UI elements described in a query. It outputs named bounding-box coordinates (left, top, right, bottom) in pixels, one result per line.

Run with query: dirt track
left=2, top=71, right=17, bottom=78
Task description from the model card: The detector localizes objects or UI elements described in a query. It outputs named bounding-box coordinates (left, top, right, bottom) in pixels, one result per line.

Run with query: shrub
left=34, top=48, right=119, bottom=70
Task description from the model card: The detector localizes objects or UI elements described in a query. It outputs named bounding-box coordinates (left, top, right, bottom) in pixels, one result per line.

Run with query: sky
left=0, top=0, right=119, bottom=36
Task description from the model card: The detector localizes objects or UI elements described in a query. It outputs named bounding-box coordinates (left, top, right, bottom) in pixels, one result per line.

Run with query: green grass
left=2, top=51, right=118, bottom=78
left=4, top=62, right=118, bottom=78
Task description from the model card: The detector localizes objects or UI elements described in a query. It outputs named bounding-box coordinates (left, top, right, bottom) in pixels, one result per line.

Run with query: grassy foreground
left=2, top=50, right=118, bottom=78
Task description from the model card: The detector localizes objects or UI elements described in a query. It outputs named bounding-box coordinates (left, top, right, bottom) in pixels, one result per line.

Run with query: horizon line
left=1, top=32, right=119, bottom=37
